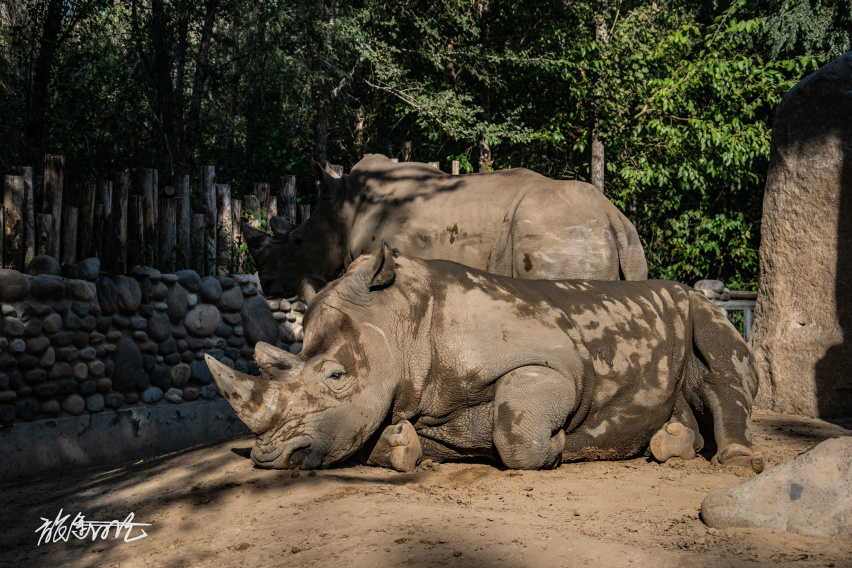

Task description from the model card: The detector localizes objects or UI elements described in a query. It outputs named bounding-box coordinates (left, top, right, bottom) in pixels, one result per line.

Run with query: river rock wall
left=0, top=256, right=305, bottom=423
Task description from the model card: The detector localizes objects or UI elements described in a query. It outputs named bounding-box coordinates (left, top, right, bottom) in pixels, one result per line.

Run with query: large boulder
left=749, top=52, right=852, bottom=417
left=702, top=437, right=852, bottom=540
left=239, top=294, right=278, bottom=347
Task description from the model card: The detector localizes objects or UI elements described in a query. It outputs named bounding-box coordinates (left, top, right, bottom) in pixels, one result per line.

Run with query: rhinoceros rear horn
left=254, top=341, right=302, bottom=375
left=205, top=355, right=279, bottom=435
left=269, top=216, right=296, bottom=238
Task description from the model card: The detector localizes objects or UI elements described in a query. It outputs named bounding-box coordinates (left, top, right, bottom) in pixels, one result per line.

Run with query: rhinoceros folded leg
left=493, top=366, right=576, bottom=470
left=649, top=421, right=697, bottom=462
left=366, top=420, right=422, bottom=472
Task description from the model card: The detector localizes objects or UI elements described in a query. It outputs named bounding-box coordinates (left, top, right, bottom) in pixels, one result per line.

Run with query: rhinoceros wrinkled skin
left=206, top=244, right=763, bottom=473
left=242, top=155, right=647, bottom=298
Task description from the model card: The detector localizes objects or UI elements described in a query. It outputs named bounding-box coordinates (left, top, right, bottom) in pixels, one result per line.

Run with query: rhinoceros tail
left=606, top=210, right=647, bottom=280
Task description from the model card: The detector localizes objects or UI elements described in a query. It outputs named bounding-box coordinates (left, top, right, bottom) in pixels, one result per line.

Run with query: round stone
left=200, top=383, right=218, bottom=399
left=4, top=318, right=24, bottom=336
left=42, top=314, right=62, bottom=334
left=86, top=394, right=105, bottom=412
left=112, top=315, right=130, bottom=328
left=167, top=284, right=189, bottom=324
left=32, top=380, right=57, bottom=397
left=68, top=258, right=100, bottom=281
left=123, top=392, right=139, bottom=405
left=199, top=277, right=222, bottom=303
left=73, top=331, right=89, bottom=348
left=140, top=387, right=163, bottom=404
left=0, top=404, right=15, bottom=422
left=279, top=325, right=295, bottom=344
left=63, top=311, right=82, bottom=330
left=130, top=316, right=147, bottom=330
left=267, top=300, right=280, bottom=311
left=26, top=369, right=48, bottom=386
left=215, top=276, right=235, bottom=289
left=171, top=363, right=191, bottom=387
left=289, top=343, right=302, bottom=354
left=39, top=347, right=56, bottom=368
left=88, top=360, right=105, bottom=378
left=30, top=275, right=65, bottom=300
left=222, top=312, right=242, bottom=326
left=67, top=279, right=95, bottom=302
left=163, top=387, right=183, bottom=403
left=48, top=362, right=72, bottom=380
left=9, top=339, right=26, bottom=353
left=79, top=380, right=97, bottom=395
left=218, top=286, right=244, bottom=312
left=175, top=270, right=201, bottom=291
left=171, top=326, right=187, bottom=339
left=72, top=362, right=88, bottom=380
left=62, top=394, right=86, bottom=416
left=26, top=255, right=61, bottom=276
left=105, top=392, right=123, bottom=409
left=242, top=284, right=258, bottom=297
left=81, top=315, right=97, bottom=332
left=185, top=304, right=221, bottom=337
left=105, top=330, right=122, bottom=342
left=163, top=353, right=180, bottom=366
left=115, top=275, right=142, bottom=314
left=161, top=273, right=178, bottom=284
left=96, top=276, right=118, bottom=315
left=150, top=282, right=168, bottom=301
left=112, top=339, right=146, bottom=391
left=56, top=347, right=79, bottom=362
left=132, top=331, right=149, bottom=343
left=58, top=379, right=77, bottom=394
left=147, top=312, right=171, bottom=343
left=96, top=377, right=112, bottom=392
left=150, top=364, right=172, bottom=390
left=187, top=293, right=198, bottom=308
left=215, top=322, right=233, bottom=338
left=40, top=399, right=61, bottom=416
left=79, top=346, right=96, bottom=360
left=0, top=269, right=30, bottom=302
left=190, top=360, right=213, bottom=385
left=182, top=386, right=200, bottom=401
left=239, top=295, right=279, bottom=347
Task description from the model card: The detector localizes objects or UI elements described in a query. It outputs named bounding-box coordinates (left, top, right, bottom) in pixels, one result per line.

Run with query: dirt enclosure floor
left=1, top=409, right=851, bottom=568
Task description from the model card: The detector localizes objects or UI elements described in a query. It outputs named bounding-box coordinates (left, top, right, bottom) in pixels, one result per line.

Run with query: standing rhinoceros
left=242, top=155, right=647, bottom=298
left=206, top=244, right=764, bottom=473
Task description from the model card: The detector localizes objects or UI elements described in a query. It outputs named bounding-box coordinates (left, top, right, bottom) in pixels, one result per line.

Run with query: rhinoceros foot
left=711, top=443, right=765, bottom=473
left=367, top=420, right=423, bottom=472
left=649, top=421, right=697, bottom=463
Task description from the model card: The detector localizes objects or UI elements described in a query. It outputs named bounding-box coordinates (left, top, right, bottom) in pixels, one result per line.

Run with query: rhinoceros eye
left=328, top=371, right=343, bottom=380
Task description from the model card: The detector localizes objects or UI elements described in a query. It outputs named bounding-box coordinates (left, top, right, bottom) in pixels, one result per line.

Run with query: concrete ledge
left=0, top=398, right=248, bottom=483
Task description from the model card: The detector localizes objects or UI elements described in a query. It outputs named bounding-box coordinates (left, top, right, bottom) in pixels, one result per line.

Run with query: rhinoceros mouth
left=251, top=435, right=317, bottom=469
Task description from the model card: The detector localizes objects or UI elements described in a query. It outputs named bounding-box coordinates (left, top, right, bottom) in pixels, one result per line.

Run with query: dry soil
left=1, top=408, right=851, bottom=568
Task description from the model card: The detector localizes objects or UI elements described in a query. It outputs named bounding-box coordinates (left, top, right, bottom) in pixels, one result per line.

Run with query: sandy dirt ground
left=1, top=408, right=851, bottom=568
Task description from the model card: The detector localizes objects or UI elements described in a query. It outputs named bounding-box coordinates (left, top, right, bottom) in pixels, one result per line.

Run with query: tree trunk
left=175, top=174, right=191, bottom=270
left=113, top=172, right=130, bottom=273
left=11, top=166, right=36, bottom=267
left=180, top=0, right=220, bottom=174
left=217, top=184, right=233, bottom=274
left=279, top=176, right=297, bottom=223
left=77, top=182, right=96, bottom=261
left=591, top=129, right=605, bottom=193
left=60, top=206, right=77, bottom=267
left=198, top=165, right=217, bottom=276
left=25, top=0, right=65, bottom=162
left=478, top=140, right=492, bottom=172
left=42, top=155, right=64, bottom=259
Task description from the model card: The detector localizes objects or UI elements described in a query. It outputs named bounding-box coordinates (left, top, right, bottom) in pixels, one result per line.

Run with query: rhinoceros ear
left=205, top=355, right=280, bottom=435
left=241, top=222, right=272, bottom=257
left=311, top=159, right=343, bottom=201
left=349, top=241, right=396, bottom=292
left=269, top=216, right=296, bottom=238
left=299, top=274, right=328, bottom=305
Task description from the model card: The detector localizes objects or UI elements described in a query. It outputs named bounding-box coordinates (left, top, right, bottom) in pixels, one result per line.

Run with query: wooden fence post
left=217, top=184, right=233, bottom=274
left=61, top=206, right=78, bottom=267
left=452, top=160, right=460, bottom=175
left=95, top=180, right=113, bottom=264
left=245, top=194, right=261, bottom=229
left=300, top=204, right=311, bottom=222
left=36, top=214, right=53, bottom=258
left=42, top=155, right=64, bottom=259
left=158, top=198, right=178, bottom=271
left=11, top=166, right=35, bottom=267
left=428, top=161, right=439, bottom=169
left=77, top=182, right=96, bottom=261
left=112, top=172, right=130, bottom=273
left=198, top=165, right=217, bottom=276
left=191, top=212, right=205, bottom=274
left=278, top=175, right=297, bottom=223
left=3, top=175, right=25, bottom=270
left=175, top=174, right=190, bottom=270
left=127, top=195, right=145, bottom=267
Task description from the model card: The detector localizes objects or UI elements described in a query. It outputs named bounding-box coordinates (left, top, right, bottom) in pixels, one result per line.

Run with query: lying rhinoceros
left=206, top=244, right=764, bottom=473
left=242, top=155, right=647, bottom=297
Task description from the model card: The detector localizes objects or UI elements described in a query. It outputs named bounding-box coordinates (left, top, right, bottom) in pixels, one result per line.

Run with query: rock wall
left=749, top=51, right=852, bottom=418
left=0, top=256, right=305, bottom=424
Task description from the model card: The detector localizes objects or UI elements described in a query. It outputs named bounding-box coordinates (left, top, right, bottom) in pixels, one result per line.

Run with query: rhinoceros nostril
left=288, top=443, right=313, bottom=467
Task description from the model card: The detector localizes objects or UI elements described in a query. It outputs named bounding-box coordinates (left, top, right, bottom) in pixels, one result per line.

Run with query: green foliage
left=0, top=0, right=846, bottom=287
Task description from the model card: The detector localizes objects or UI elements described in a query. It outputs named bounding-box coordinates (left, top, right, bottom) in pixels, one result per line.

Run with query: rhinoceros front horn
left=205, top=355, right=280, bottom=435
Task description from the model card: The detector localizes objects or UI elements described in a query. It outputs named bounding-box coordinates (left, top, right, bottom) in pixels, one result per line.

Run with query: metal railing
left=711, top=291, right=757, bottom=341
